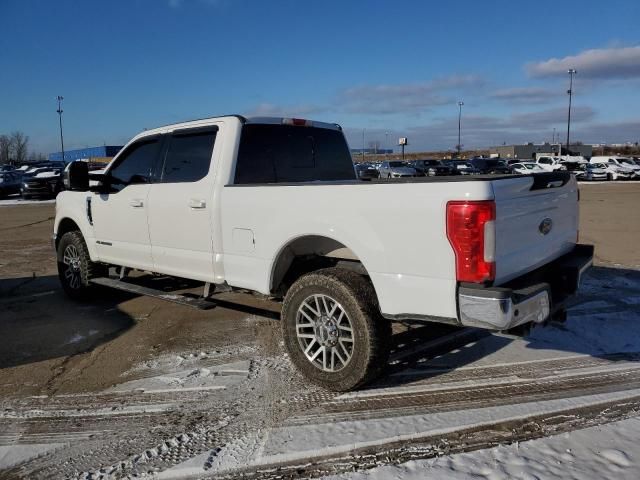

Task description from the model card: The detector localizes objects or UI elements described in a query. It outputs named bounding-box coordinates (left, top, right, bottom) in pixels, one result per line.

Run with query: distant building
left=49, top=145, right=123, bottom=163
left=350, top=148, right=393, bottom=155
left=489, top=143, right=593, bottom=159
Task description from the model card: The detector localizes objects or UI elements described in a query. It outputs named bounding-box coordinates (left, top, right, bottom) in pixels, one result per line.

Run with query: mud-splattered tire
left=57, top=231, right=105, bottom=300
left=282, top=268, right=391, bottom=392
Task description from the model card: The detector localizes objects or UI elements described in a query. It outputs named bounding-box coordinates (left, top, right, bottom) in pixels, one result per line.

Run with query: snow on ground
left=157, top=267, right=640, bottom=478
left=0, top=444, right=66, bottom=470
left=0, top=197, right=55, bottom=206
left=326, top=416, right=640, bottom=480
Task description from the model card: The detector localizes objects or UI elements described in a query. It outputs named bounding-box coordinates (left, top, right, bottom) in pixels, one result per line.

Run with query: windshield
left=592, top=163, right=606, bottom=168
left=389, top=161, right=408, bottom=167
left=619, top=159, right=635, bottom=165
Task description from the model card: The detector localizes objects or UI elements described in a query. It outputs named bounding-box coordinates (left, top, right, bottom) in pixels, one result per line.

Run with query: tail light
left=446, top=200, right=496, bottom=283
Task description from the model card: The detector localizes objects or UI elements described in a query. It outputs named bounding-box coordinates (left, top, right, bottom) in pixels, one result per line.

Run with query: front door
left=147, top=126, right=218, bottom=281
left=91, top=137, right=162, bottom=270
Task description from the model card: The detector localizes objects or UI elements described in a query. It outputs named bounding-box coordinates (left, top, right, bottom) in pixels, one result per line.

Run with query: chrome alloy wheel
left=296, top=294, right=354, bottom=372
left=62, top=244, right=82, bottom=289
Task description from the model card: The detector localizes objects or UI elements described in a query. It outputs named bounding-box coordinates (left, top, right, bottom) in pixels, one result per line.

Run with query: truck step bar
left=90, top=277, right=217, bottom=310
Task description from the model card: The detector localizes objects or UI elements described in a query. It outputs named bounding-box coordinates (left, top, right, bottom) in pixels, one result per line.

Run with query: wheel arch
left=269, top=234, right=373, bottom=297
left=55, top=217, right=82, bottom=251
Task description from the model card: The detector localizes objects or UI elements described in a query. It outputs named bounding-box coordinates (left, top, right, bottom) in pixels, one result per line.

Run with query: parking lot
left=1, top=182, right=640, bottom=479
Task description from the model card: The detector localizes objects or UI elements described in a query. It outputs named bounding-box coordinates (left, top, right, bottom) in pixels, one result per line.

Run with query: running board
left=90, top=277, right=217, bottom=310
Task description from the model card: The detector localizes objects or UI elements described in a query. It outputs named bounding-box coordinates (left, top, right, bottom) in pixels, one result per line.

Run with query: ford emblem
left=539, top=218, right=553, bottom=235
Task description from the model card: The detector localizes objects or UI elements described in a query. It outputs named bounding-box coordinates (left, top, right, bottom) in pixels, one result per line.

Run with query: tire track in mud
left=290, top=354, right=640, bottom=425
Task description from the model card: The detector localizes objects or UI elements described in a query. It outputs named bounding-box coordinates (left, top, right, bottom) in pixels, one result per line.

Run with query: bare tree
left=10, top=131, right=29, bottom=163
left=0, top=135, right=11, bottom=165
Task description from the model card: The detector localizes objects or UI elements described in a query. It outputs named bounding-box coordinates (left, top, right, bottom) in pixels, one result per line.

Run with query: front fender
left=54, top=191, right=98, bottom=262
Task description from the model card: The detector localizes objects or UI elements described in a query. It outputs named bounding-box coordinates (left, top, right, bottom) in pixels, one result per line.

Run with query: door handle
left=189, top=199, right=206, bottom=209
left=129, top=199, right=144, bottom=208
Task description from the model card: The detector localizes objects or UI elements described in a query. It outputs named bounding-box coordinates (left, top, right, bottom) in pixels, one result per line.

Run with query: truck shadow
left=0, top=275, right=135, bottom=369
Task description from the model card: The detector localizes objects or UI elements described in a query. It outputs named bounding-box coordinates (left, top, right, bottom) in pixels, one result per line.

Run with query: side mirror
left=64, top=161, right=89, bottom=191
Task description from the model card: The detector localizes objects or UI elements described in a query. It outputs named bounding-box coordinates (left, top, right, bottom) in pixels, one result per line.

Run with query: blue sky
left=1, top=0, right=640, bottom=154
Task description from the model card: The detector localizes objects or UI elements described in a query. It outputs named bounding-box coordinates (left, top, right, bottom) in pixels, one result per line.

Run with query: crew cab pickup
left=54, top=115, right=593, bottom=391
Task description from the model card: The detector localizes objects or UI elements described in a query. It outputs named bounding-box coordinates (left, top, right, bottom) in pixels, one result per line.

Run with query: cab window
left=108, top=138, right=161, bottom=192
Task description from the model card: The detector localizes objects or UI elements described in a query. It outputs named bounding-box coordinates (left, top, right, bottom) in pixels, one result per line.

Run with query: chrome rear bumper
left=457, top=244, right=593, bottom=330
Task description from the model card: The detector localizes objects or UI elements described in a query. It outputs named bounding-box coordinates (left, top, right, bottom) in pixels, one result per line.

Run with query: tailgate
left=492, top=172, right=578, bottom=285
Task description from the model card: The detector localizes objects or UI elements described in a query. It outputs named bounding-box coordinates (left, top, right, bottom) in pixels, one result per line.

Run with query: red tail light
left=446, top=200, right=496, bottom=283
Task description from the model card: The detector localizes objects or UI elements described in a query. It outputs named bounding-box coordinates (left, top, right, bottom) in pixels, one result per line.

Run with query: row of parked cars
left=0, top=161, right=107, bottom=200
left=355, top=155, right=640, bottom=181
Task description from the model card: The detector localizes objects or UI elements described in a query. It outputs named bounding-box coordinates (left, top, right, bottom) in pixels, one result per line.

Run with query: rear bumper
left=457, top=244, right=594, bottom=330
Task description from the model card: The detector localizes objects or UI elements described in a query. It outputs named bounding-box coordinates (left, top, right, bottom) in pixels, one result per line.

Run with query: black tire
left=281, top=267, right=391, bottom=392
left=607, top=173, right=613, bottom=181
left=57, top=231, right=105, bottom=300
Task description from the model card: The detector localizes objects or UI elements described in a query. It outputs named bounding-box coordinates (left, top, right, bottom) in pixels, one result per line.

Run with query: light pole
left=362, top=128, right=365, bottom=162
left=457, top=101, right=464, bottom=157
left=566, top=69, right=576, bottom=157
left=56, top=96, right=66, bottom=163
left=385, top=131, right=389, bottom=159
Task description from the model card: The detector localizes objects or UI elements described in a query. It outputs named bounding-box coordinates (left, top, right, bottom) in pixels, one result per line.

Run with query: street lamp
left=457, top=101, right=464, bottom=157
left=566, top=69, right=577, bottom=157
left=385, top=131, right=389, bottom=159
left=362, top=128, right=365, bottom=162
left=56, top=96, right=66, bottom=163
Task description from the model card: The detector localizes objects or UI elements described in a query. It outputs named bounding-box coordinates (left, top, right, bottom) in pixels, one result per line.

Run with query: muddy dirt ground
left=0, top=182, right=639, bottom=479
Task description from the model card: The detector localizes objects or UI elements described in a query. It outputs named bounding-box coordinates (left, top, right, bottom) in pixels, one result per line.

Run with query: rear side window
left=161, top=129, right=217, bottom=183
left=109, top=138, right=160, bottom=191
left=234, top=124, right=355, bottom=184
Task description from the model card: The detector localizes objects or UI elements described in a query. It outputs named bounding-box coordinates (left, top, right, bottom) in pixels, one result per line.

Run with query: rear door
left=491, top=173, right=578, bottom=284
left=147, top=126, right=218, bottom=281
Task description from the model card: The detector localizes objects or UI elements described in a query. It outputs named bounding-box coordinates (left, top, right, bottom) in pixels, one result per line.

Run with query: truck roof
left=138, top=115, right=342, bottom=138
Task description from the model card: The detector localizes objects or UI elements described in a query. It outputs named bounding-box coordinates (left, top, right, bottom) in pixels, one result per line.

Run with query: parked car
left=378, top=160, right=420, bottom=178
left=584, top=163, right=608, bottom=181
left=54, top=114, right=592, bottom=392
left=469, top=158, right=511, bottom=174
left=0, top=171, right=22, bottom=197
left=442, top=160, right=478, bottom=175
left=354, top=163, right=379, bottom=180
left=562, top=161, right=588, bottom=180
left=590, top=156, right=640, bottom=178
left=508, top=162, right=546, bottom=175
left=535, top=156, right=567, bottom=172
left=409, top=159, right=455, bottom=176
left=589, top=157, right=637, bottom=180
left=21, top=168, right=64, bottom=199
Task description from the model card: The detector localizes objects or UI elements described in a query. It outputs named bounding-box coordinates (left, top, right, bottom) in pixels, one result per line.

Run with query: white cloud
left=489, top=87, right=562, bottom=104
left=337, top=75, right=484, bottom=114
left=527, top=46, right=640, bottom=79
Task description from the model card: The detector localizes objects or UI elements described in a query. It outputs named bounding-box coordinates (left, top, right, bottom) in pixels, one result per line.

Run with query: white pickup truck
left=54, top=115, right=593, bottom=391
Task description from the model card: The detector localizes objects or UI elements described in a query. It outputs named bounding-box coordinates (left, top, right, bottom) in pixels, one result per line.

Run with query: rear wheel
left=282, top=268, right=391, bottom=391
left=57, top=231, right=105, bottom=300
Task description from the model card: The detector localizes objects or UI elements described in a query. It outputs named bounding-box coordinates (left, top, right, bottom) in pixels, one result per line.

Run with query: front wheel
left=57, top=231, right=105, bottom=300
left=282, top=268, right=391, bottom=391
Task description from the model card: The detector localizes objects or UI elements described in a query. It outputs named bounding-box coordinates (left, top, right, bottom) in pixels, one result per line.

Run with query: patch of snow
left=106, top=360, right=249, bottom=394
left=325, top=416, right=640, bottom=480
left=0, top=444, right=66, bottom=469
left=0, top=198, right=56, bottom=206
left=34, top=171, right=59, bottom=178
